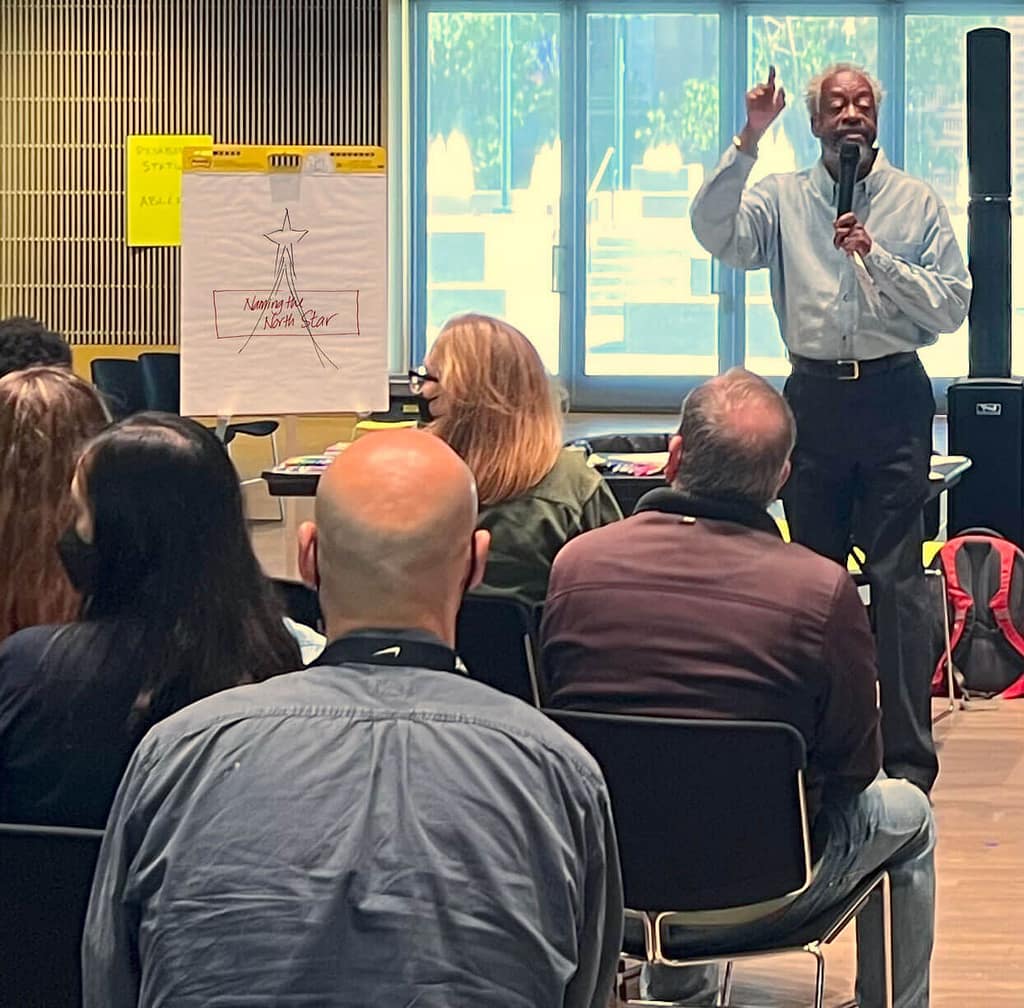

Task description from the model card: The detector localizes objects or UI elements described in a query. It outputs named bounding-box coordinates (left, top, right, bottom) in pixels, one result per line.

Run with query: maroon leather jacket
left=541, top=488, right=882, bottom=823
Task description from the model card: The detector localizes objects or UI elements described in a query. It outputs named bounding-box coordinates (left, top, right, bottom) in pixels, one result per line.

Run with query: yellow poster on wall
left=126, top=134, right=212, bottom=246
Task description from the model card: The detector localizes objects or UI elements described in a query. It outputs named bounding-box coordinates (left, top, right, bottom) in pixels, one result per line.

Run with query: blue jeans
left=642, top=778, right=935, bottom=1008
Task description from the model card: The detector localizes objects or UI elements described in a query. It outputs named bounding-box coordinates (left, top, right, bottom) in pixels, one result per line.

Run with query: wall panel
left=0, top=0, right=383, bottom=345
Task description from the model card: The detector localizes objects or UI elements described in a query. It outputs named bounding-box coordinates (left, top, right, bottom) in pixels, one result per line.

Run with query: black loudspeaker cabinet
left=948, top=377, right=1024, bottom=544
left=966, top=28, right=1013, bottom=378
left=967, top=28, right=1011, bottom=197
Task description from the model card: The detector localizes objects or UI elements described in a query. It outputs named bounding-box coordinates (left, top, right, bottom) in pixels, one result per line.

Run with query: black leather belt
left=789, top=351, right=918, bottom=381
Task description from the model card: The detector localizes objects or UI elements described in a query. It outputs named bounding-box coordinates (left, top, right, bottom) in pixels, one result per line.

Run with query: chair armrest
left=227, top=420, right=279, bottom=438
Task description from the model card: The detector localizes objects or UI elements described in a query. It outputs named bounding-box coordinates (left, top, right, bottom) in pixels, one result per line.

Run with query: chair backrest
left=545, top=711, right=811, bottom=913
left=0, top=822, right=105, bottom=1006
left=90, top=357, right=146, bottom=420
left=138, top=351, right=181, bottom=413
left=456, top=594, right=541, bottom=705
left=603, top=474, right=667, bottom=515
left=272, top=578, right=324, bottom=633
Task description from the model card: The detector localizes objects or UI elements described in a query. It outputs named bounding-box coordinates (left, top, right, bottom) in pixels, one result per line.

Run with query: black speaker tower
left=947, top=28, right=1024, bottom=542
left=966, top=27, right=1012, bottom=379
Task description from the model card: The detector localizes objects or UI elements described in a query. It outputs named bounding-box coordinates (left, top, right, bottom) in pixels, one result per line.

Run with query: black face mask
left=57, top=526, right=100, bottom=595
left=414, top=394, right=435, bottom=424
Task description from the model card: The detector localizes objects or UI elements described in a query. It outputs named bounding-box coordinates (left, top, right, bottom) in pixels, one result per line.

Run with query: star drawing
left=263, top=209, right=308, bottom=276
left=238, top=208, right=338, bottom=369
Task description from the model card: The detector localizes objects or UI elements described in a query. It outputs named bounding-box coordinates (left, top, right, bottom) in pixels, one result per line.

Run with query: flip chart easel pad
left=180, top=171, right=388, bottom=416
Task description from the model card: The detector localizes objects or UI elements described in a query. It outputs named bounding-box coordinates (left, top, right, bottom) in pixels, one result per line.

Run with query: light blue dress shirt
left=690, top=145, right=972, bottom=361
left=82, top=636, right=622, bottom=1008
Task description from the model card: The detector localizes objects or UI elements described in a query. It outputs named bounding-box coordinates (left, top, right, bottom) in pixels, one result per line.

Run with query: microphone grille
left=840, top=142, right=860, bottom=162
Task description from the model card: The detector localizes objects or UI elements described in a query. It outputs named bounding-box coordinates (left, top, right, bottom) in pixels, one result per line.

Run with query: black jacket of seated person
left=0, top=621, right=148, bottom=828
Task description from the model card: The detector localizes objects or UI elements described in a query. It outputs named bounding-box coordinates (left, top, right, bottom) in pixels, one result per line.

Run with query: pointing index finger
left=767, top=64, right=776, bottom=89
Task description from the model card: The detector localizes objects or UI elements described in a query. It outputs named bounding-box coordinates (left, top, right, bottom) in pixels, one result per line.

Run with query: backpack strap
left=933, top=538, right=976, bottom=689
left=985, top=538, right=1024, bottom=699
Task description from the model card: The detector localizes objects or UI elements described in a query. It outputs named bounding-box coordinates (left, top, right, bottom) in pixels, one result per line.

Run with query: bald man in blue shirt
left=83, top=430, right=622, bottom=1008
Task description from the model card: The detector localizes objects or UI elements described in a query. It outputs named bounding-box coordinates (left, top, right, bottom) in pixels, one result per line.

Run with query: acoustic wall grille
left=0, top=0, right=383, bottom=345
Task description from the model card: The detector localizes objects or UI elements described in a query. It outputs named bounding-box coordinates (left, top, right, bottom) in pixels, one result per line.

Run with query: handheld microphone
left=836, top=142, right=860, bottom=218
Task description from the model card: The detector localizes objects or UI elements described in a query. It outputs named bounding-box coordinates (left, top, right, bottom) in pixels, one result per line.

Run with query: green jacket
left=475, top=450, right=623, bottom=608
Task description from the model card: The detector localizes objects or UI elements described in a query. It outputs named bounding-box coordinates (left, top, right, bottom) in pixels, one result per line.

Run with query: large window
left=584, top=12, right=720, bottom=378
left=420, top=10, right=562, bottom=371
left=411, top=3, right=1009, bottom=409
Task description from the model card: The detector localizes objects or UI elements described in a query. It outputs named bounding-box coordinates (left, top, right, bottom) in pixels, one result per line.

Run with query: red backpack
left=932, top=530, right=1024, bottom=699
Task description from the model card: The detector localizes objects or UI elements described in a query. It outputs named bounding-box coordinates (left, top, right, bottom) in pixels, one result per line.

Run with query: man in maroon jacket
left=541, top=368, right=934, bottom=1008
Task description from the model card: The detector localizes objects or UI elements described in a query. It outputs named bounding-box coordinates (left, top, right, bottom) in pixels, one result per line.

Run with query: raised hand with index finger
left=738, top=66, right=786, bottom=152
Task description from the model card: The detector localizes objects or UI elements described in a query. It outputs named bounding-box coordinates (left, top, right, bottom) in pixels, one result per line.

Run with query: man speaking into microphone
left=691, top=64, right=971, bottom=794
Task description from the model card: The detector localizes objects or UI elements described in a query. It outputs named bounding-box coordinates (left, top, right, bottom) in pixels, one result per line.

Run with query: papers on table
left=272, top=442, right=348, bottom=475
left=587, top=451, right=669, bottom=477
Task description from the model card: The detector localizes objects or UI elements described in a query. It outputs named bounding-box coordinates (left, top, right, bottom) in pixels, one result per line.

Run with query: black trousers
left=782, top=357, right=938, bottom=793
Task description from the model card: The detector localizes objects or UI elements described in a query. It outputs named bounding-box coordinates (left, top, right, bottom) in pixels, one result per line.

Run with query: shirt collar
left=633, top=487, right=783, bottom=539
left=810, top=147, right=892, bottom=204
left=318, top=628, right=457, bottom=674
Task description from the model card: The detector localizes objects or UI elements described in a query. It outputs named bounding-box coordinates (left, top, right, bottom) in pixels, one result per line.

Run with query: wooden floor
left=618, top=700, right=1024, bottom=1007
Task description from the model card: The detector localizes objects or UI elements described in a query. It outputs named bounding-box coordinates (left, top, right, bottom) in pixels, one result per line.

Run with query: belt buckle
left=836, top=359, right=860, bottom=381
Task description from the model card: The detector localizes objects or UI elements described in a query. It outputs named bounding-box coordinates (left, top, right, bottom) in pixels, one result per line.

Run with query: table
left=263, top=451, right=971, bottom=532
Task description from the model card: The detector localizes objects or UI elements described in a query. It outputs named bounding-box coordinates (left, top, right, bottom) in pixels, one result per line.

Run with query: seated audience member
left=411, top=313, right=621, bottom=605
left=0, top=413, right=302, bottom=828
left=541, top=368, right=935, bottom=1008
left=0, top=315, right=72, bottom=378
left=84, top=429, right=622, bottom=1008
left=0, top=366, right=109, bottom=644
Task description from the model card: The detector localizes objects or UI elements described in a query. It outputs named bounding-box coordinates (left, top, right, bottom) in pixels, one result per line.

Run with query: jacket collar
left=809, top=147, right=892, bottom=204
left=634, top=487, right=783, bottom=539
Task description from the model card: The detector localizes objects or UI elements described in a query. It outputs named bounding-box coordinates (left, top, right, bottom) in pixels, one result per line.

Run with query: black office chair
left=456, top=594, right=541, bottom=705
left=138, top=351, right=282, bottom=517
left=545, top=711, right=892, bottom=1008
left=137, top=351, right=184, bottom=413
left=272, top=577, right=323, bottom=633
left=0, top=822, right=105, bottom=1007
left=137, top=352, right=280, bottom=445
left=90, top=357, right=146, bottom=420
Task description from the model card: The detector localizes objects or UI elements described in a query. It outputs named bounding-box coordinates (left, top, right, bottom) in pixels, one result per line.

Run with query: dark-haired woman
left=0, top=413, right=304, bottom=827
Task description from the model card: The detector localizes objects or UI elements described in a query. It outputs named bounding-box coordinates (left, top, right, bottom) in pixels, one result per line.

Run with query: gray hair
left=804, top=63, right=884, bottom=118
left=673, top=368, right=796, bottom=509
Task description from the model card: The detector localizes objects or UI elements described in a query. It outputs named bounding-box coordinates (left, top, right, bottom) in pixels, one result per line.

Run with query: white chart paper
left=180, top=171, right=387, bottom=415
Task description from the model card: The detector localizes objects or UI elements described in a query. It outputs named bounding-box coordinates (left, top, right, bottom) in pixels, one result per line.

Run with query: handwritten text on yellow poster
left=126, top=134, right=212, bottom=247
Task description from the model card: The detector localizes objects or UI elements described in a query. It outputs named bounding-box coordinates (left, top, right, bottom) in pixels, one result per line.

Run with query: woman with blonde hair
left=411, top=313, right=621, bottom=605
left=0, top=366, right=109, bottom=642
